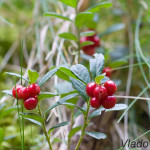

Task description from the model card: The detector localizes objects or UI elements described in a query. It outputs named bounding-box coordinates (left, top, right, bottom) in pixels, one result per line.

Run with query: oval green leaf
left=59, top=32, right=77, bottom=41
left=86, top=2, right=112, bottom=12
left=4, top=72, right=29, bottom=82
left=38, top=92, right=58, bottom=101
left=20, top=113, right=44, bottom=127
left=70, top=64, right=91, bottom=84
left=75, top=12, right=94, bottom=28
left=28, top=69, right=39, bottom=84
left=85, top=131, right=107, bottom=139
left=70, top=77, right=88, bottom=102
left=59, top=0, right=77, bottom=8
left=48, top=121, right=69, bottom=133
left=38, top=68, right=58, bottom=87
left=44, top=12, right=72, bottom=21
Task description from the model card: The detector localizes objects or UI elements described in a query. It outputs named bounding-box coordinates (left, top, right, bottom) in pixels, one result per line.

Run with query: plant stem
left=67, top=109, right=74, bottom=150
left=75, top=101, right=90, bottom=150
left=37, top=103, right=53, bottom=150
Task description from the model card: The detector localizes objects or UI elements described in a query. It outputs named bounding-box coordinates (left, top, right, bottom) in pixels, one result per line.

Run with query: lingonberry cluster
left=80, top=30, right=100, bottom=56
left=86, top=80, right=117, bottom=109
left=12, top=83, right=40, bottom=110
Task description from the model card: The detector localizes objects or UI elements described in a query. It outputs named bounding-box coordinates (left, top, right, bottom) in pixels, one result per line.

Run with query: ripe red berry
left=28, top=83, right=40, bottom=97
left=12, top=85, right=23, bottom=99
left=93, top=36, right=100, bottom=47
left=104, top=80, right=117, bottom=95
left=103, top=67, right=112, bottom=78
left=86, top=82, right=97, bottom=97
left=93, top=86, right=108, bottom=101
left=83, top=48, right=95, bottom=56
left=19, top=87, right=30, bottom=100
left=102, top=96, right=116, bottom=109
left=24, top=97, right=38, bottom=110
left=90, top=97, right=101, bottom=108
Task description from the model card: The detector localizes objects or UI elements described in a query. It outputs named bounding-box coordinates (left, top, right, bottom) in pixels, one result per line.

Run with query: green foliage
left=75, top=12, right=94, bottom=28
left=59, top=0, right=77, bottom=8
left=70, top=64, right=91, bottom=84
left=89, top=54, right=105, bottom=79
left=68, top=126, right=82, bottom=139
left=28, top=69, right=39, bottom=84
left=86, top=2, right=112, bottom=12
left=48, top=121, right=69, bottom=133
left=80, top=31, right=95, bottom=37
left=89, top=104, right=128, bottom=119
left=38, top=92, right=58, bottom=101
left=44, top=93, right=78, bottom=114
left=95, top=73, right=105, bottom=84
left=20, top=113, right=44, bottom=127
left=4, top=72, right=29, bottom=82
left=44, top=12, right=72, bottom=21
left=59, top=32, right=77, bottom=41
left=80, top=41, right=94, bottom=47
left=70, top=77, right=88, bottom=102
left=38, top=68, right=58, bottom=87
left=84, top=131, right=107, bottom=140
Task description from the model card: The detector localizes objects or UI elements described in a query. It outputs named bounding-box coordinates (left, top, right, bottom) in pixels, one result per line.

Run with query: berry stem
left=37, top=103, right=53, bottom=150
left=75, top=101, right=90, bottom=150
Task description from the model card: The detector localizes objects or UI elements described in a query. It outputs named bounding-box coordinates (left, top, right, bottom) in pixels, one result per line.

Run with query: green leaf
left=44, top=12, right=72, bottom=21
left=100, top=23, right=125, bottom=37
left=70, top=64, right=91, bottom=84
left=44, top=93, right=78, bottom=114
left=86, top=2, right=112, bottom=12
left=59, top=0, right=77, bottom=8
left=81, top=41, right=94, bottom=48
left=0, top=128, right=4, bottom=145
left=2, top=90, right=12, bottom=96
left=100, top=76, right=110, bottom=84
left=4, top=72, right=29, bottom=82
left=95, top=73, right=105, bottom=84
left=28, top=69, right=39, bottom=84
left=38, top=68, right=58, bottom=87
left=109, top=60, right=127, bottom=68
left=38, top=92, right=58, bottom=101
left=0, top=106, right=18, bottom=120
left=59, top=32, right=77, bottom=41
left=80, top=31, right=95, bottom=37
left=75, top=12, right=94, bottom=28
left=89, top=53, right=105, bottom=79
left=85, top=131, right=107, bottom=139
left=58, top=67, right=77, bottom=79
left=20, top=113, right=44, bottom=127
left=70, top=77, right=88, bottom=102
left=48, top=121, right=69, bottom=133
left=68, top=126, right=82, bottom=139
left=89, top=104, right=128, bottom=119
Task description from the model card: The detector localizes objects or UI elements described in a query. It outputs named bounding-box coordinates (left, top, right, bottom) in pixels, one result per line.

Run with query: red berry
left=28, top=83, right=40, bottom=97
left=90, top=97, right=101, bottom=108
left=93, top=86, right=108, bottom=101
left=86, top=82, right=97, bottom=97
left=93, top=36, right=100, bottom=47
left=102, top=96, right=116, bottom=109
left=24, top=97, right=38, bottom=110
left=12, top=85, right=23, bottom=99
left=83, top=48, right=95, bottom=56
left=104, top=80, right=117, bottom=95
left=19, top=87, right=30, bottom=100
left=103, top=67, right=112, bottom=78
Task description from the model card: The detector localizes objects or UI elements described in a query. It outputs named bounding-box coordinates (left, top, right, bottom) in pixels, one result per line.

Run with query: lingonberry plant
left=2, top=0, right=129, bottom=150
